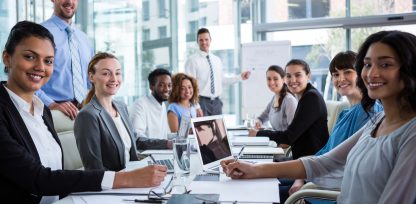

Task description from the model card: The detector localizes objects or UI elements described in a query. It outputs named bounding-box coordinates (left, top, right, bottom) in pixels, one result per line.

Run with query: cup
left=172, top=138, right=190, bottom=177
left=245, top=113, right=256, bottom=129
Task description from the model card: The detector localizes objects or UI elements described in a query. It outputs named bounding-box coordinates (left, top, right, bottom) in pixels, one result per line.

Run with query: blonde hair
left=83, top=52, right=118, bottom=106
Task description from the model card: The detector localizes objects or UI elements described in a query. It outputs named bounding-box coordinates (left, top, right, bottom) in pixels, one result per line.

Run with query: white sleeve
left=129, top=100, right=148, bottom=138
left=102, top=171, right=115, bottom=189
left=184, top=58, right=197, bottom=77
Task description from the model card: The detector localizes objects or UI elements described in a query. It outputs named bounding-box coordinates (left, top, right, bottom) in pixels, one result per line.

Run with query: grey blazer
left=74, top=96, right=139, bottom=171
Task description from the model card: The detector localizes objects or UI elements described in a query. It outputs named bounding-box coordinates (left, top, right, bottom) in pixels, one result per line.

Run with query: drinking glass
left=172, top=138, right=190, bottom=177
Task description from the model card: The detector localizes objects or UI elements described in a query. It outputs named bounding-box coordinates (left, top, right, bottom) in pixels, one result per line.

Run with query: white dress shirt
left=5, top=85, right=114, bottom=203
left=112, top=115, right=132, bottom=163
left=129, top=94, right=170, bottom=139
left=185, top=50, right=241, bottom=98
left=5, top=86, right=62, bottom=204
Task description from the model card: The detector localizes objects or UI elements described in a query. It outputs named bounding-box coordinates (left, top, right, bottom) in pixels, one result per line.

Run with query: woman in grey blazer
left=74, top=52, right=168, bottom=171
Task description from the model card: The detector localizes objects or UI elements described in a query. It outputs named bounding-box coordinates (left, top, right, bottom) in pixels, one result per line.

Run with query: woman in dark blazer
left=74, top=52, right=169, bottom=171
left=250, top=59, right=329, bottom=160
left=0, top=21, right=167, bottom=203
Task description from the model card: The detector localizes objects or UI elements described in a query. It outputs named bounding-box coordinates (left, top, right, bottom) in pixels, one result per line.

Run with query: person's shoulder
left=284, top=93, right=297, bottom=103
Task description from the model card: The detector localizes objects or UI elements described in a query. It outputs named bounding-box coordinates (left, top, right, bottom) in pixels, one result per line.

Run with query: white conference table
left=54, top=138, right=281, bottom=204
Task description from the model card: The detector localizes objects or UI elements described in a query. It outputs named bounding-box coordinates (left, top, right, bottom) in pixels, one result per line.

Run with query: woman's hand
left=220, top=159, right=259, bottom=179
left=289, top=179, right=305, bottom=195
left=248, top=129, right=258, bottom=137
left=255, top=120, right=262, bottom=129
left=113, top=165, right=168, bottom=188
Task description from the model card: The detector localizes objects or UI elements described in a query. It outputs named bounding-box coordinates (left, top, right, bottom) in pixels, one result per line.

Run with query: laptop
left=191, top=115, right=234, bottom=172
left=148, top=113, right=192, bottom=173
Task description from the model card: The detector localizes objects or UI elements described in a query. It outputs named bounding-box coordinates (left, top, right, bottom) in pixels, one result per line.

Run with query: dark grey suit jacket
left=74, top=96, right=139, bottom=171
left=74, top=96, right=168, bottom=171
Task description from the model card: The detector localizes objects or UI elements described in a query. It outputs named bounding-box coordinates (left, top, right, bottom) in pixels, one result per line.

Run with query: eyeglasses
left=147, top=176, right=175, bottom=201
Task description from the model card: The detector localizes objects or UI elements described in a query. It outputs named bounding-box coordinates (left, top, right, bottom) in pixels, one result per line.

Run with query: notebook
left=191, top=115, right=234, bottom=171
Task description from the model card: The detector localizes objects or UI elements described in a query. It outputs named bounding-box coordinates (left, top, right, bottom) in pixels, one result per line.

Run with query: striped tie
left=66, top=26, right=85, bottom=104
left=206, top=55, right=215, bottom=95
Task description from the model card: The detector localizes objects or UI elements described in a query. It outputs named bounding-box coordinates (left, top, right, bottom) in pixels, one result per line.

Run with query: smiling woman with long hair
left=222, top=30, right=416, bottom=203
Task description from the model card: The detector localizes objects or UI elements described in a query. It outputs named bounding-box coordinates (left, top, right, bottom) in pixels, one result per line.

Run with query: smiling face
left=285, top=64, right=310, bottom=95
left=52, top=0, right=78, bottom=23
left=151, top=74, right=172, bottom=101
left=266, top=70, right=284, bottom=94
left=197, top=32, right=211, bottom=53
left=361, top=42, right=403, bottom=102
left=179, top=79, right=194, bottom=101
left=89, top=58, right=122, bottom=97
left=3, top=36, right=54, bottom=99
left=331, top=68, right=359, bottom=97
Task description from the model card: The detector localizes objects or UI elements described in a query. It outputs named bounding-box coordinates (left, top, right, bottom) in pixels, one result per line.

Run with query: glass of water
left=172, top=138, right=190, bottom=177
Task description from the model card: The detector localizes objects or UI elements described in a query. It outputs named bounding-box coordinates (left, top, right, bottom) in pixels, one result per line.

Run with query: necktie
left=66, top=26, right=85, bottom=104
left=206, top=55, right=215, bottom=95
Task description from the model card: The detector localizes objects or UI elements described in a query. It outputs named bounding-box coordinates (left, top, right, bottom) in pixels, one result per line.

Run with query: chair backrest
left=325, top=100, right=349, bottom=134
left=51, top=110, right=83, bottom=170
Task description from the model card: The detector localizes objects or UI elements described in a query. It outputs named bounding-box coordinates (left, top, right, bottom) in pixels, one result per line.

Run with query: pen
left=149, top=154, right=157, bottom=164
left=123, top=199, right=163, bottom=203
left=235, top=145, right=245, bottom=162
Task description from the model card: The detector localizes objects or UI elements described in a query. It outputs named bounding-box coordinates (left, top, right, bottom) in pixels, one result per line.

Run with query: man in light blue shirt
left=37, top=0, right=93, bottom=120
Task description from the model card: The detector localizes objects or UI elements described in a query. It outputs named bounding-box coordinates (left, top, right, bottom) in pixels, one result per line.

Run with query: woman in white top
left=74, top=52, right=168, bottom=171
left=252, top=65, right=297, bottom=148
left=221, top=30, right=416, bottom=203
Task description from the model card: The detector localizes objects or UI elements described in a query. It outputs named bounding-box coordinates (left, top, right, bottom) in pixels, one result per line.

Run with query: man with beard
left=130, top=68, right=173, bottom=149
left=37, top=0, right=94, bottom=120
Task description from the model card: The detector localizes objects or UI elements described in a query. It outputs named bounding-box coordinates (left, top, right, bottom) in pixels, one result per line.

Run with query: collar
left=50, top=14, right=72, bottom=31
left=197, top=50, right=210, bottom=57
left=4, top=85, right=44, bottom=116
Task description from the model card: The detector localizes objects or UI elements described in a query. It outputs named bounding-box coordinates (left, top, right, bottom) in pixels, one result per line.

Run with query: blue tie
left=206, top=55, right=215, bottom=95
left=66, top=26, right=85, bottom=104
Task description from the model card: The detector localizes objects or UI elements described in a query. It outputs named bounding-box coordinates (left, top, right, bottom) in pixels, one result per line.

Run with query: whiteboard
left=241, top=41, right=291, bottom=118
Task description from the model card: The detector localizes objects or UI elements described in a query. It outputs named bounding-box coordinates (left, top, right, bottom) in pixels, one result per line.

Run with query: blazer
left=258, top=83, right=329, bottom=159
left=0, top=82, right=103, bottom=204
left=74, top=96, right=139, bottom=171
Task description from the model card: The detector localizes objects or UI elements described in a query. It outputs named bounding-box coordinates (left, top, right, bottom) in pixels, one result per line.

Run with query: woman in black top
left=250, top=59, right=329, bottom=160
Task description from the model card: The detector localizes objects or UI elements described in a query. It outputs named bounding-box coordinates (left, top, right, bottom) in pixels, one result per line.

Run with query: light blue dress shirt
left=36, top=15, right=93, bottom=106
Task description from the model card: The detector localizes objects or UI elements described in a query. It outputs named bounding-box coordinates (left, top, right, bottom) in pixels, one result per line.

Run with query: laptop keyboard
left=148, top=159, right=174, bottom=172
left=239, top=154, right=274, bottom=159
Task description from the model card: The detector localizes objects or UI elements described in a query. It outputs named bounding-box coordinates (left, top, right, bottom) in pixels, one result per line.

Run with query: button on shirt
left=37, top=15, right=93, bottom=106
left=129, top=94, right=170, bottom=139
left=185, top=50, right=240, bottom=98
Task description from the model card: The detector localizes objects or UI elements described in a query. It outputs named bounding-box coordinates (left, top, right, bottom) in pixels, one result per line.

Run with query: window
left=189, top=0, right=199, bottom=12
left=187, top=20, right=198, bottom=41
left=143, top=1, right=149, bottom=21
left=158, top=0, right=166, bottom=18
left=158, top=26, right=167, bottom=39
left=143, top=29, right=150, bottom=41
left=200, top=17, right=207, bottom=27
left=288, top=0, right=330, bottom=19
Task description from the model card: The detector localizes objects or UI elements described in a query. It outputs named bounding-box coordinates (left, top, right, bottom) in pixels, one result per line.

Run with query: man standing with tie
left=38, top=0, right=94, bottom=120
left=185, top=28, right=251, bottom=116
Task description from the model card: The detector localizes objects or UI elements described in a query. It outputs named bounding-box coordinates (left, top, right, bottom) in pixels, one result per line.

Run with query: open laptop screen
left=191, top=115, right=233, bottom=170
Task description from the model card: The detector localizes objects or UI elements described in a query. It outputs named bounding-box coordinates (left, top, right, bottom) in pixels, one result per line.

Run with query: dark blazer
left=74, top=96, right=139, bottom=171
left=0, top=82, right=103, bottom=204
left=257, top=83, right=329, bottom=159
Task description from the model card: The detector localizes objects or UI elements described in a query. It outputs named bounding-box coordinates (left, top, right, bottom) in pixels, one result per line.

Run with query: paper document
left=188, top=173, right=280, bottom=203
left=232, top=146, right=284, bottom=155
left=231, top=136, right=270, bottom=146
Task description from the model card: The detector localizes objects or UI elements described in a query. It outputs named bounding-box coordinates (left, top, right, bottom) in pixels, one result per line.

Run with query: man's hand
left=241, top=71, right=251, bottom=80
left=289, top=179, right=305, bottom=195
left=49, top=102, right=79, bottom=120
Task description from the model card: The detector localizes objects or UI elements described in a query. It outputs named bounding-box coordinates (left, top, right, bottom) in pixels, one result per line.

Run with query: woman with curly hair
left=167, top=73, right=200, bottom=132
